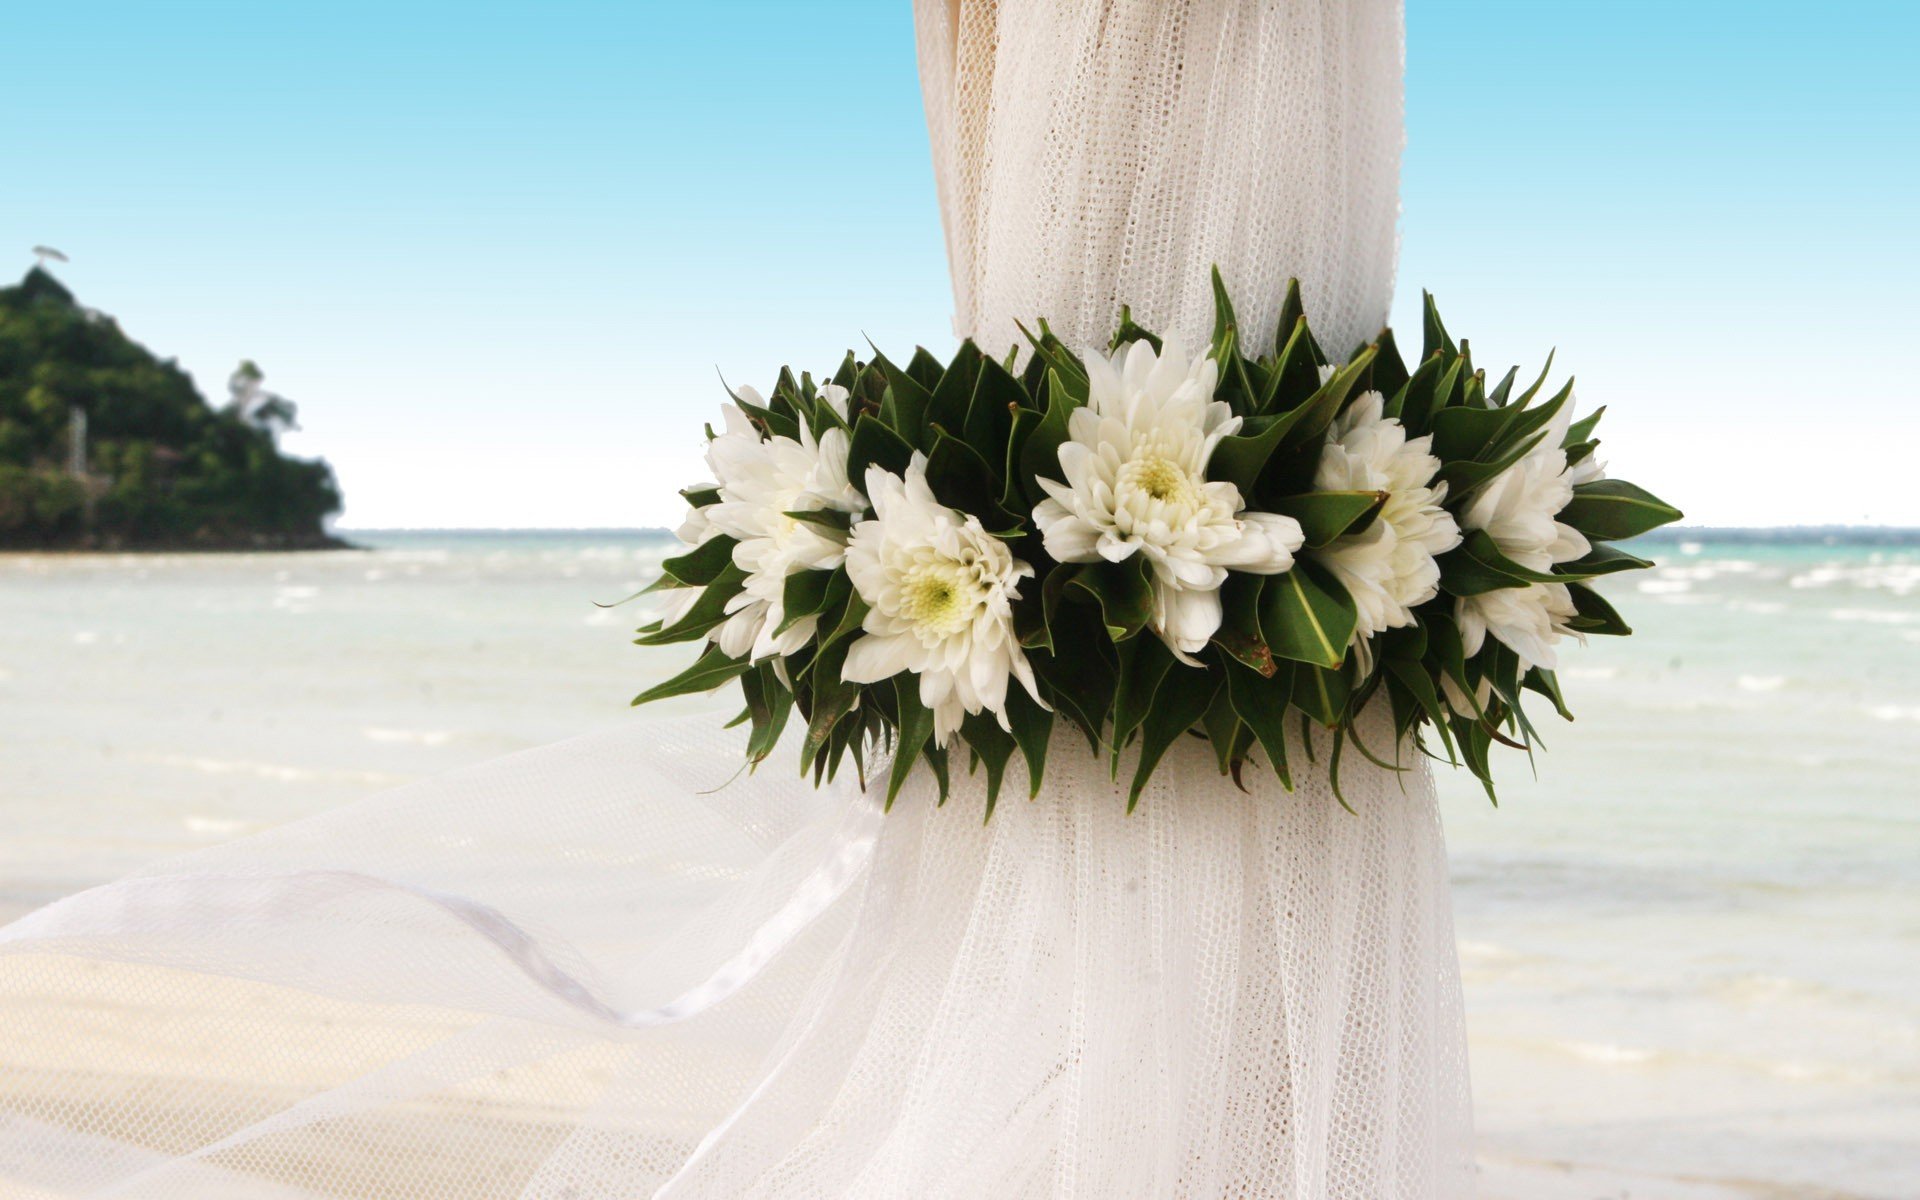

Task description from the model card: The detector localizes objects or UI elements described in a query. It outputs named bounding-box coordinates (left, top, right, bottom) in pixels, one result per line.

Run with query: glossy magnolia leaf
left=631, top=643, right=749, bottom=706
left=1269, top=490, right=1387, bottom=549
left=1559, top=479, right=1684, bottom=540
left=1259, top=560, right=1359, bottom=669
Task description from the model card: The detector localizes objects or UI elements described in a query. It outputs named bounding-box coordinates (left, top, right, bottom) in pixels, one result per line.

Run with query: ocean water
left=1, top=530, right=1915, bottom=1196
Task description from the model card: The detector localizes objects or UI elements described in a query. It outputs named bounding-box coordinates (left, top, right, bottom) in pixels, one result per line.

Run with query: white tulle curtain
left=917, top=0, right=1404, bottom=359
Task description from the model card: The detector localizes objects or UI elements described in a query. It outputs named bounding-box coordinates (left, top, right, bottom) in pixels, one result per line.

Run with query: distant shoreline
left=4, top=525, right=1917, bottom=555
left=0, top=531, right=359, bottom=554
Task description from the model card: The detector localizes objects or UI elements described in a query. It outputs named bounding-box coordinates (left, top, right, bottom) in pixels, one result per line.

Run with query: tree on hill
left=0, top=267, right=345, bottom=549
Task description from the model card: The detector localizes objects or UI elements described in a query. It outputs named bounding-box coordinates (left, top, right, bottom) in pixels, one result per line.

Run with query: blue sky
left=5, top=1, right=1916, bottom=528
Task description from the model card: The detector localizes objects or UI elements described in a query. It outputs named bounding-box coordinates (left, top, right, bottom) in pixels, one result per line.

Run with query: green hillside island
left=0, top=267, right=345, bottom=549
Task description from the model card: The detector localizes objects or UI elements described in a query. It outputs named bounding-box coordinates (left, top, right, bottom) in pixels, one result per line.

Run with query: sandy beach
left=2, top=531, right=1915, bottom=1198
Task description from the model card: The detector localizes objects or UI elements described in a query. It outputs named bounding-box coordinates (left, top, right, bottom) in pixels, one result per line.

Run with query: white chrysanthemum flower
left=1312, top=391, right=1462, bottom=667
left=842, top=453, right=1043, bottom=747
left=1031, top=339, right=1304, bottom=663
left=1454, top=402, right=1591, bottom=671
left=703, top=386, right=866, bottom=661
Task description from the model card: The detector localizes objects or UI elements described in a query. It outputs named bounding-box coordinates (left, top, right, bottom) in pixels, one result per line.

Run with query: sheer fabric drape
left=0, top=2, right=1476, bottom=1196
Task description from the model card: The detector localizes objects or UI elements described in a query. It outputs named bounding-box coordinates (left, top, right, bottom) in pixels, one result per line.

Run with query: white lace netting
left=0, top=2, right=1475, bottom=1196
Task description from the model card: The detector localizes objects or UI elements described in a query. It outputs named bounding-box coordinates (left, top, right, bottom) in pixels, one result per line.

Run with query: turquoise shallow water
left=1, top=530, right=1915, bottom=1195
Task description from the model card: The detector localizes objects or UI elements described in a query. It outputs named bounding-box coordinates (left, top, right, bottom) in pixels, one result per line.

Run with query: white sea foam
left=1829, top=607, right=1917, bottom=625
left=1737, top=674, right=1786, bottom=692
left=1863, top=704, right=1920, bottom=723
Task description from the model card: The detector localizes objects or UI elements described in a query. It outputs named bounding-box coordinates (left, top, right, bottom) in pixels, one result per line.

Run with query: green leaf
left=963, top=353, right=1025, bottom=455
left=1017, top=367, right=1083, bottom=508
left=925, top=427, right=1016, bottom=530
left=776, top=567, right=848, bottom=637
left=783, top=508, right=852, bottom=534
left=1564, top=404, right=1606, bottom=446
left=632, top=643, right=750, bottom=706
left=1210, top=574, right=1274, bottom=674
left=847, top=414, right=915, bottom=493
left=1259, top=313, right=1330, bottom=414
left=1066, top=556, right=1156, bottom=642
left=635, top=563, right=747, bottom=645
left=886, top=677, right=936, bottom=810
left=1004, top=687, right=1053, bottom=799
left=1110, top=635, right=1177, bottom=775
left=960, top=711, right=1017, bottom=818
left=1438, top=530, right=1563, bottom=596
left=1225, top=658, right=1294, bottom=789
left=1199, top=678, right=1245, bottom=775
left=926, top=340, right=983, bottom=439
left=1291, top=662, right=1351, bottom=727
left=1523, top=666, right=1575, bottom=721
left=739, top=664, right=793, bottom=763
left=679, top=485, right=720, bottom=508
left=1269, top=490, right=1388, bottom=549
left=1209, top=413, right=1290, bottom=494
left=1035, top=618, right=1116, bottom=753
left=878, top=360, right=933, bottom=444
left=1273, top=278, right=1307, bottom=357
left=1566, top=581, right=1632, bottom=635
left=1421, top=291, right=1457, bottom=359
left=1110, top=304, right=1163, bottom=354
left=905, top=346, right=946, bottom=393
left=1259, top=561, right=1358, bottom=669
left=1562, top=542, right=1655, bottom=578
left=1384, top=658, right=1457, bottom=759
left=657, top=533, right=738, bottom=587
left=1128, top=668, right=1220, bottom=811
left=1559, top=479, right=1684, bottom=540
left=818, top=590, right=870, bottom=651
left=799, top=639, right=859, bottom=775
left=1364, top=327, right=1409, bottom=399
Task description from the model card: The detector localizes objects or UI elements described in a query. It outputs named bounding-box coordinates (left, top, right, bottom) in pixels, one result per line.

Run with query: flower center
left=900, top=561, right=980, bottom=638
left=1120, top=453, right=1198, bottom=510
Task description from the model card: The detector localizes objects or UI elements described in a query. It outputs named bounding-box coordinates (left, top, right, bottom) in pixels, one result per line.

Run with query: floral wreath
left=632, top=273, right=1681, bottom=813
